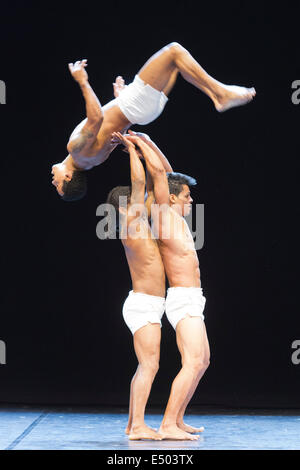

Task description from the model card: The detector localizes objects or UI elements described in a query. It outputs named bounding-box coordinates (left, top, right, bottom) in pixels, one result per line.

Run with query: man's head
left=51, top=163, right=87, bottom=201
left=106, top=185, right=132, bottom=232
left=167, top=172, right=197, bottom=216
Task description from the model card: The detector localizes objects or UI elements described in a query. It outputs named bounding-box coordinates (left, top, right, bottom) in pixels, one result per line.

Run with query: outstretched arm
left=127, top=130, right=173, bottom=173
left=112, top=130, right=173, bottom=211
left=127, top=136, right=170, bottom=206
left=67, top=60, right=104, bottom=155
left=112, top=132, right=145, bottom=206
left=128, top=131, right=173, bottom=214
left=112, top=131, right=173, bottom=173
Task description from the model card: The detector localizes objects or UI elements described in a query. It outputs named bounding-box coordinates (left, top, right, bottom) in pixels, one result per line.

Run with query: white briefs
left=166, top=287, right=206, bottom=330
left=122, top=290, right=166, bottom=335
left=114, top=75, right=168, bottom=125
left=122, top=287, right=206, bottom=334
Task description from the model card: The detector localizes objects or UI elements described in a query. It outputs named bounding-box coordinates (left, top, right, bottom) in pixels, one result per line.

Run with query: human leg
left=159, top=317, right=209, bottom=440
left=125, top=367, right=138, bottom=434
left=128, top=323, right=162, bottom=440
left=138, top=42, right=255, bottom=110
left=126, top=364, right=159, bottom=435
left=176, top=322, right=210, bottom=433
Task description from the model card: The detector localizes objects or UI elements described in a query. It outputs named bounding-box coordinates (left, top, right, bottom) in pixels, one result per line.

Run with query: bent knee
left=204, top=357, right=210, bottom=370
left=200, top=356, right=210, bottom=371
left=165, top=42, right=184, bottom=58
left=152, top=361, right=160, bottom=375
left=140, top=359, right=159, bottom=376
left=166, top=41, right=182, bottom=49
left=186, top=356, right=210, bottom=373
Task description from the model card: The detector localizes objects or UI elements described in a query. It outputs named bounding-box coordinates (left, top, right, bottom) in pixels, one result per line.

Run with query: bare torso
left=155, top=206, right=200, bottom=288
left=121, top=216, right=165, bottom=297
left=69, top=101, right=131, bottom=170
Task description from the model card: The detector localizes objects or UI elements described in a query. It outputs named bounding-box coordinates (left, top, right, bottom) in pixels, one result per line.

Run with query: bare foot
left=177, top=422, right=204, bottom=434
left=126, top=425, right=157, bottom=435
left=159, top=425, right=199, bottom=441
left=129, top=425, right=162, bottom=441
left=214, top=85, right=256, bottom=112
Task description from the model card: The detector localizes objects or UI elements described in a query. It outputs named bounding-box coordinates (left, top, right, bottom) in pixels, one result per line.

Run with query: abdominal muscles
left=159, top=241, right=201, bottom=288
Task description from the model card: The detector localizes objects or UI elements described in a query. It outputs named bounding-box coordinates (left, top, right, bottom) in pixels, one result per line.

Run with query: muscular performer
left=125, top=134, right=209, bottom=440
left=51, top=42, right=256, bottom=201
left=106, top=131, right=172, bottom=441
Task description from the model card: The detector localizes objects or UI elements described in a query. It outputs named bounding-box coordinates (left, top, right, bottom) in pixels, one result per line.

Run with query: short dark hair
left=167, top=172, right=197, bottom=196
left=61, top=170, right=87, bottom=201
left=106, top=185, right=131, bottom=232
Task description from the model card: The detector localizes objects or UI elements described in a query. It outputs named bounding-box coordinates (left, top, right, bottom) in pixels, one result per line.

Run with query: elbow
left=153, top=166, right=165, bottom=177
left=90, top=109, right=104, bottom=125
left=94, top=114, right=104, bottom=126
left=88, top=115, right=103, bottom=133
left=67, top=140, right=76, bottom=154
left=133, top=178, right=145, bottom=187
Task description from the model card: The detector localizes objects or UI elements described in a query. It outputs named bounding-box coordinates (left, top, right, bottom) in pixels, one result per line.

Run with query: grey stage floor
left=0, top=405, right=300, bottom=450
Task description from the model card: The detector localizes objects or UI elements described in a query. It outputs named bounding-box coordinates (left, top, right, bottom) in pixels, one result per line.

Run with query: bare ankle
left=160, top=420, right=177, bottom=429
left=131, top=422, right=146, bottom=431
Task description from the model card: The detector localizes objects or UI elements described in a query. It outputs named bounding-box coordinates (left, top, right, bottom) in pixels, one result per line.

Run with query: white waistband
left=129, top=290, right=166, bottom=301
left=167, top=287, right=203, bottom=293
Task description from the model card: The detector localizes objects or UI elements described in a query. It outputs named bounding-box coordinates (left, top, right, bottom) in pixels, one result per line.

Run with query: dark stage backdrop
left=0, top=1, right=299, bottom=408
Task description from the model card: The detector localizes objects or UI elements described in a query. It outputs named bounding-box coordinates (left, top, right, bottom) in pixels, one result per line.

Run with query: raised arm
left=125, top=131, right=173, bottom=213
left=67, top=60, right=104, bottom=155
left=127, top=136, right=170, bottom=206
left=112, top=132, right=145, bottom=206
left=127, top=131, right=173, bottom=173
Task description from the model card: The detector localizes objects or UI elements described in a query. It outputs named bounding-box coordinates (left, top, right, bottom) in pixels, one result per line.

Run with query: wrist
left=78, top=80, right=89, bottom=88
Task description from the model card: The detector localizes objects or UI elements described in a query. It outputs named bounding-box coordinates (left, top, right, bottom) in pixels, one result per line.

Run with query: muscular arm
left=67, top=60, right=104, bottom=155
left=112, top=132, right=146, bottom=206
left=128, top=131, right=173, bottom=172
left=144, top=169, right=154, bottom=219
left=128, top=146, right=146, bottom=206
left=131, top=137, right=170, bottom=206
left=143, top=138, right=173, bottom=173
left=127, top=131, right=172, bottom=213
left=144, top=138, right=172, bottom=209
left=145, top=138, right=172, bottom=213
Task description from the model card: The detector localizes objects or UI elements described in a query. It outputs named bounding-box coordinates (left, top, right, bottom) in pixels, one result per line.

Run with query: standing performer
left=106, top=132, right=172, bottom=441
left=51, top=42, right=256, bottom=200
left=125, top=133, right=209, bottom=440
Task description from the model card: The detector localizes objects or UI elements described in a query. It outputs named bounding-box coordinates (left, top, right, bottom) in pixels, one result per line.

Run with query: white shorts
left=114, top=75, right=168, bottom=125
left=166, top=287, right=206, bottom=330
left=122, top=290, right=166, bottom=335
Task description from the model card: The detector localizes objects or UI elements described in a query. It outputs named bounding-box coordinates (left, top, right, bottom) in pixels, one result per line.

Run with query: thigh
left=133, top=323, right=161, bottom=364
left=137, top=44, right=177, bottom=93
left=176, top=317, right=210, bottom=363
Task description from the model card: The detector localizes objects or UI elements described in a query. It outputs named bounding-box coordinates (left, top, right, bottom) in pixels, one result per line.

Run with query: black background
left=0, top=1, right=299, bottom=408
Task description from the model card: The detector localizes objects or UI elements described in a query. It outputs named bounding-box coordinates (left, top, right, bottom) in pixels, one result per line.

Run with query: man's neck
left=62, top=154, right=82, bottom=171
left=170, top=204, right=184, bottom=217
